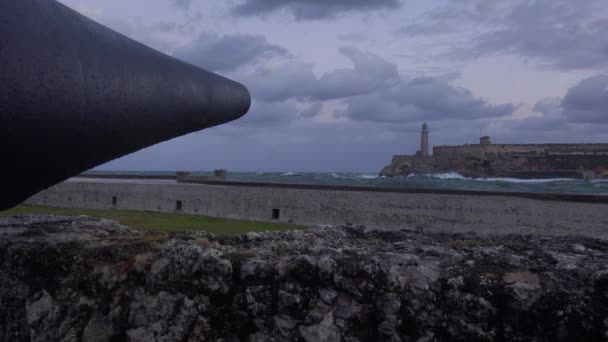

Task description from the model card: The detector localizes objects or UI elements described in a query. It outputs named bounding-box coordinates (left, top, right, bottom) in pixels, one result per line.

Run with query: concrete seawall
left=25, top=178, right=608, bottom=238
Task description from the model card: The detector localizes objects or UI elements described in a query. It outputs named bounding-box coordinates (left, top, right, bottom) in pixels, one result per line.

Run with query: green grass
left=0, top=205, right=304, bottom=235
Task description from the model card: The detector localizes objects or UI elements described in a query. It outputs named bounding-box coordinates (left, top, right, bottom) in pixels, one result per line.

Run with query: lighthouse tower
left=421, top=122, right=429, bottom=157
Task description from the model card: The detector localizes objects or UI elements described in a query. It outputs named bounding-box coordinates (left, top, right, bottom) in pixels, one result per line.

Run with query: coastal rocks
left=1, top=214, right=608, bottom=341
left=379, top=155, right=428, bottom=177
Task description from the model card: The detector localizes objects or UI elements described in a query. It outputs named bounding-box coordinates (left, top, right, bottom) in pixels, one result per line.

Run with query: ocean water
left=86, top=171, right=608, bottom=195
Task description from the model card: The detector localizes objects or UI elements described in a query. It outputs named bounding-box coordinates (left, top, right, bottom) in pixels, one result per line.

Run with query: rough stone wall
left=2, top=215, right=608, bottom=341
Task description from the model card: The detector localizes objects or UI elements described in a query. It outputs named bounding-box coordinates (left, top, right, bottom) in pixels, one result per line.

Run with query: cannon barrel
left=0, top=0, right=251, bottom=210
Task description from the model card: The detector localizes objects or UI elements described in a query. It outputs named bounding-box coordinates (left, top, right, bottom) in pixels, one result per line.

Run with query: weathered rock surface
left=379, top=155, right=436, bottom=177
left=1, top=214, right=608, bottom=341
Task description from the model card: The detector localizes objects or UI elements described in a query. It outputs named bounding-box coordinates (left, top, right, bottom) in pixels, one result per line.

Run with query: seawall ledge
left=69, top=177, right=608, bottom=204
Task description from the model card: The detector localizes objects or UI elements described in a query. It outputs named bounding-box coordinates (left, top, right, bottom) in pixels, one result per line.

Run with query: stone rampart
left=434, top=143, right=608, bottom=157
left=24, top=178, right=608, bottom=239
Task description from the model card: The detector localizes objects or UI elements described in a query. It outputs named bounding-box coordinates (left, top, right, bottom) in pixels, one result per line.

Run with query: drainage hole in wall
left=176, top=200, right=183, bottom=212
left=112, top=196, right=117, bottom=206
left=272, top=209, right=280, bottom=220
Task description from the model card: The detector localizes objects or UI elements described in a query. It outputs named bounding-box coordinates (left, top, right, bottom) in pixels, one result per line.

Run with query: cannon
left=0, top=0, right=251, bottom=210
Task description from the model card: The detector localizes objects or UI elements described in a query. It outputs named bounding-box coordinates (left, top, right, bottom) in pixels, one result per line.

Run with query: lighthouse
left=421, top=122, right=429, bottom=157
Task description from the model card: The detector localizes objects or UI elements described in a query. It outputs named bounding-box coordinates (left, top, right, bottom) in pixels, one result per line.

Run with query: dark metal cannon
left=0, top=0, right=251, bottom=210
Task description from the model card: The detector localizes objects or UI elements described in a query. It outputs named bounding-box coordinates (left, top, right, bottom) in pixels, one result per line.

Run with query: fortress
left=380, top=123, right=608, bottom=179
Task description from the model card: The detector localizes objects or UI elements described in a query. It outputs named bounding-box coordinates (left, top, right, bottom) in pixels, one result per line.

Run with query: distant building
left=380, top=124, right=608, bottom=178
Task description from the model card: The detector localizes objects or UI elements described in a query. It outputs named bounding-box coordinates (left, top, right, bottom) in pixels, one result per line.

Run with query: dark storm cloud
left=474, top=0, right=608, bottom=70
left=500, top=98, right=567, bottom=133
left=174, top=32, right=288, bottom=72
left=243, top=46, right=398, bottom=102
left=235, top=101, right=299, bottom=126
left=231, top=0, right=401, bottom=20
left=241, top=45, right=514, bottom=125
left=562, top=75, right=608, bottom=123
left=337, top=77, right=515, bottom=123
left=484, top=76, right=608, bottom=144
left=234, top=100, right=323, bottom=126
left=396, top=1, right=499, bottom=37
left=314, top=47, right=399, bottom=100
left=398, top=0, right=608, bottom=71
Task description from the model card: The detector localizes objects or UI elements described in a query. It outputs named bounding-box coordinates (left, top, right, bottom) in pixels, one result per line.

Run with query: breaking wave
left=477, top=177, right=577, bottom=184
left=357, top=174, right=379, bottom=179
left=426, top=172, right=468, bottom=180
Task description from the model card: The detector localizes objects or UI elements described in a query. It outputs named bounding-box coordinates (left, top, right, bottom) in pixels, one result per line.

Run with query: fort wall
left=24, top=178, right=608, bottom=239
left=382, top=123, right=608, bottom=177
left=433, top=143, right=608, bottom=157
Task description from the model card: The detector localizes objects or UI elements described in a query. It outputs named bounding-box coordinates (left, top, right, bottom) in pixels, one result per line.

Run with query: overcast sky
left=59, top=0, right=608, bottom=172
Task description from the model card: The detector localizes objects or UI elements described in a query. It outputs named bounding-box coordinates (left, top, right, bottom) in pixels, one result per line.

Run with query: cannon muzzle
left=0, top=0, right=251, bottom=210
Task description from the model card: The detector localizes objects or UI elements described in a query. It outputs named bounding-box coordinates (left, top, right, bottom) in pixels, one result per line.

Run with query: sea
left=86, top=171, right=608, bottom=195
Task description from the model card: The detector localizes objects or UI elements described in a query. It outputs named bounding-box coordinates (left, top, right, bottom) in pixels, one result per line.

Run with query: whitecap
left=427, top=172, right=467, bottom=180
left=477, top=177, right=575, bottom=184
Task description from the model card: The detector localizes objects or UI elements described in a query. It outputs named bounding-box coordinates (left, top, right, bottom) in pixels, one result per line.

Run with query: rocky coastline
left=1, top=214, right=608, bottom=341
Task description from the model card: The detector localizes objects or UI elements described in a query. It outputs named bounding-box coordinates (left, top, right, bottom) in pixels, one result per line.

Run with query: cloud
left=239, top=46, right=514, bottom=126
left=230, top=0, right=401, bottom=20
left=337, top=32, right=368, bottom=42
left=396, top=1, right=497, bottom=37
left=474, top=0, right=608, bottom=70
left=337, top=77, right=515, bottom=123
left=498, top=98, right=567, bottom=133
left=242, top=46, right=399, bottom=102
left=170, top=0, right=192, bottom=11
left=299, top=103, right=323, bottom=118
left=396, top=0, right=608, bottom=71
left=174, top=32, right=288, bottom=72
left=233, top=100, right=322, bottom=127
left=562, top=75, right=608, bottom=123
left=481, top=75, right=608, bottom=143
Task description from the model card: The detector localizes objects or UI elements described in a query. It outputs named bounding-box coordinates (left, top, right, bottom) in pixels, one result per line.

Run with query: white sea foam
left=328, top=173, right=377, bottom=179
left=427, top=172, right=467, bottom=180
left=357, top=174, right=378, bottom=179
left=476, top=177, right=575, bottom=184
left=281, top=171, right=299, bottom=176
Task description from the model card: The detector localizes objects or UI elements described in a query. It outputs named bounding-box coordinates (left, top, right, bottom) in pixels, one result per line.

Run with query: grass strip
left=0, top=205, right=304, bottom=235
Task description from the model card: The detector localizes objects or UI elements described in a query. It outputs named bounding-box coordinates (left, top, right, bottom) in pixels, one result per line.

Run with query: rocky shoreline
left=1, top=214, right=608, bottom=341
